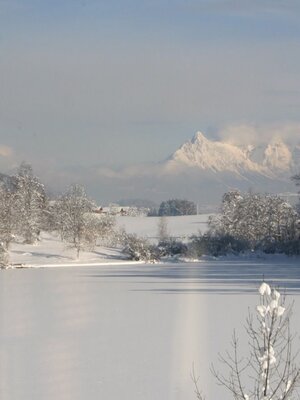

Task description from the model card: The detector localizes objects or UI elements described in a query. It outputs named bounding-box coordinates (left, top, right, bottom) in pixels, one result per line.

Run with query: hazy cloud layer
left=1, top=0, right=300, bottom=200
left=183, top=0, right=300, bottom=15
left=0, top=144, right=17, bottom=171
left=1, top=39, right=300, bottom=168
left=0, top=145, right=13, bottom=158
left=218, top=123, right=300, bottom=146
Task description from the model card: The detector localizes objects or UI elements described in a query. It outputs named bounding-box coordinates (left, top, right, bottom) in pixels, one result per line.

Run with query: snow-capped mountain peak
left=191, top=131, right=209, bottom=144
left=164, top=131, right=299, bottom=179
left=166, top=132, right=267, bottom=175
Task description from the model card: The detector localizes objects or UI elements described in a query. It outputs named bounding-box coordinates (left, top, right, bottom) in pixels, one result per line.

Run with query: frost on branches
left=54, top=184, right=116, bottom=258
left=0, top=186, right=15, bottom=247
left=193, top=282, right=300, bottom=400
left=14, top=162, right=46, bottom=244
left=208, top=191, right=299, bottom=253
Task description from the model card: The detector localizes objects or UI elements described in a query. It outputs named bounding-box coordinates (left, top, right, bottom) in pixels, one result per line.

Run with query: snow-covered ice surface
left=1, top=258, right=300, bottom=400
left=2, top=215, right=300, bottom=400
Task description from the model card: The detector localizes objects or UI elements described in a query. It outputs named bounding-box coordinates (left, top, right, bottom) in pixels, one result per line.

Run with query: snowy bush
left=122, top=233, right=158, bottom=261
left=189, top=233, right=248, bottom=257
left=157, top=239, right=188, bottom=257
left=193, top=282, right=300, bottom=400
left=155, top=216, right=188, bottom=257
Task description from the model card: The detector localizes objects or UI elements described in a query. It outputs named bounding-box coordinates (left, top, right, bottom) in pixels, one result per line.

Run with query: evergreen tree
left=158, top=199, right=197, bottom=216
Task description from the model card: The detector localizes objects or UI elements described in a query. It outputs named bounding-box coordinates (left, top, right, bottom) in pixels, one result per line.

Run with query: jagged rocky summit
left=165, top=131, right=299, bottom=178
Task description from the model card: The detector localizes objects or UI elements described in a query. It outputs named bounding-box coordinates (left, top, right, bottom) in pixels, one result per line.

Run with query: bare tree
left=81, top=213, right=116, bottom=249
left=157, top=216, right=169, bottom=242
left=193, top=282, right=300, bottom=400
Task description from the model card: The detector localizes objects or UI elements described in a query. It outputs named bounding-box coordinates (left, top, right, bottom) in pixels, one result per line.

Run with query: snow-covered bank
left=8, top=232, right=143, bottom=268
left=7, top=230, right=300, bottom=269
left=7, top=261, right=145, bottom=269
left=6, top=215, right=210, bottom=268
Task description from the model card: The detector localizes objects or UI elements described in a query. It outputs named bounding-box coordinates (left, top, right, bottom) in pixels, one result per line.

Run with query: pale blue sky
left=0, top=0, right=300, bottom=177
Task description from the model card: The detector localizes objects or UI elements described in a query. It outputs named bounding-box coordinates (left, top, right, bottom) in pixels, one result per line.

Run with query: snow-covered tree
left=0, top=186, right=15, bottom=250
left=193, top=282, right=300, bottom=400
left=0, top=187, right=14, bottom=268
left=82, top=213, right=116, bottom=249
left=55, top=184, right=97, bottom=258
left=209, top=191, right=298, bottom=252
left=14, top=162, right=46, bottom=244
left=209, top=190, right=243, bottom=236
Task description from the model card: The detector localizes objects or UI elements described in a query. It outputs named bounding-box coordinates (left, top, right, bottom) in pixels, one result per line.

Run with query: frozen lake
left=1, top=259, right=300, bottom=400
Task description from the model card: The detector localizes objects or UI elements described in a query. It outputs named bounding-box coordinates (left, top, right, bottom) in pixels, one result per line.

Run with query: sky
left=0, top=0, right=300, bottom=199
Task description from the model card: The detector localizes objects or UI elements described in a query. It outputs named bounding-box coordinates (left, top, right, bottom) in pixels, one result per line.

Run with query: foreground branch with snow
left=194, top=282, right=300, bottom=400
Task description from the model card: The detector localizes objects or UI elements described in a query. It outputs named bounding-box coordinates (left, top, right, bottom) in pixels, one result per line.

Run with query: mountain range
left=86, top=132, right=299, bottom=210
left=164, top=131, right=300, bottom=177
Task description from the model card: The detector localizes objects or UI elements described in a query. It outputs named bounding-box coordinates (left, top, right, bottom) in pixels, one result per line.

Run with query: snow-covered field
left=9, top=232, right=135, bottom=268
left=1, top=215, right=300, bottom=400
left=115, top=214, right=210, bottom=240
left=9, top=214, right=210, bottom=267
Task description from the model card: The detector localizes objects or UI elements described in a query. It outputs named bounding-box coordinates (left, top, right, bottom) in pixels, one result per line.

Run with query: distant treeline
left=148, top=199, right=197, bottom=216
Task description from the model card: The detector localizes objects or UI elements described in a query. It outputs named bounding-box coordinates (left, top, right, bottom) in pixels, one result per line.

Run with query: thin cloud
left=0, top=144, right=18, bottom=172
left=0, top=145, right=13, bottom=157
left=181, top=0, right=300, bottom=16
left=218, top=123, right=300, bottom=146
